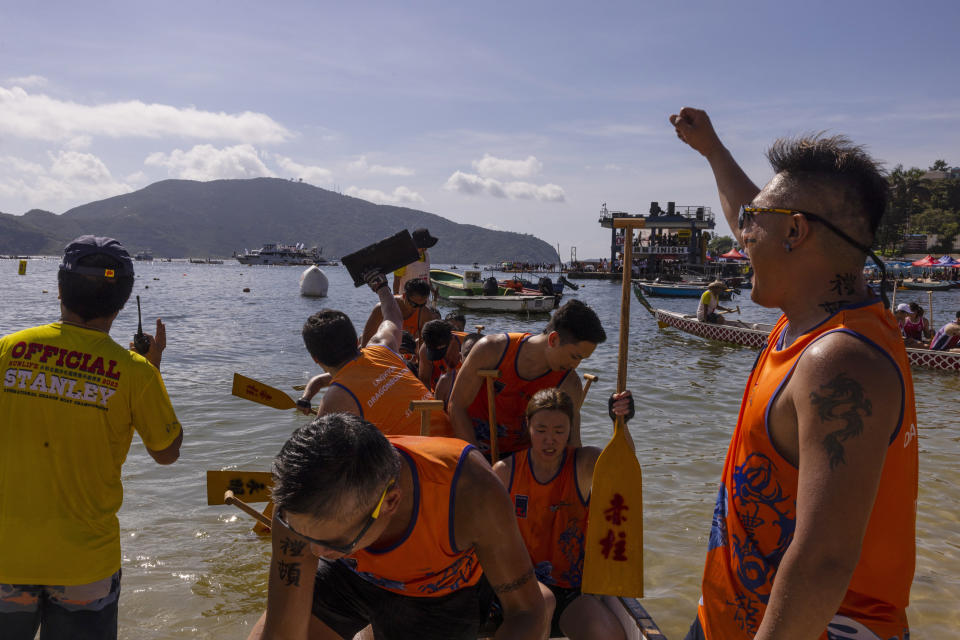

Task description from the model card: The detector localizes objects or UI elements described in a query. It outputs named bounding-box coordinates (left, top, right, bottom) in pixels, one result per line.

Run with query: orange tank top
left=398, top=296, right=425, bottom=339
left=508, top=447, right=588, bottom=589
left=467, top=333, right=570, bottom=456
left=698, top=301, right=918, bottom=639
left=346, top=436, right=483, bottom=596
left=331, top=345, right=452, bottom=437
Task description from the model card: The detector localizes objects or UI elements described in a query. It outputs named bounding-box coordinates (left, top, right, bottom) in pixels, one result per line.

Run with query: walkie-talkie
left=133, top=295, right=151, bottom=355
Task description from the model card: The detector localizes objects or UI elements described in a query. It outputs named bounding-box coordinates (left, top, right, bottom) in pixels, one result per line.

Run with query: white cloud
left=345, top=185, right=425, bottom=205
left=472, top=154, right=542, bottom=180
left=347, top=155, right=414, bottom=176
left=443, top=170, right=565, bottom=202
left=64, top=135, right=93, bottom=150
left=7, top=75, right=48, bottom=88
left=0, top=151, right=132, bottom=212
left=503, top=181, right=565, bottom=201
left=145, top=144, right=276, bottom=181
left=0, top=86, right=292, bottom=143
left=273, top=154, right=334, bottom=185
left=444, top=171, right=506, bottom=197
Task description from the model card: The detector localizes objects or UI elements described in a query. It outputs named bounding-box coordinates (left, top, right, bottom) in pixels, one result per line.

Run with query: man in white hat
left=392, top=228, right=438, bottom=294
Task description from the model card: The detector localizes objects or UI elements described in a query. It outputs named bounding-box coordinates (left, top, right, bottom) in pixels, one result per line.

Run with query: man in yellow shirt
left=697, top=280, right=735, bottom=324
left=0, top=236, right=183, bottom=639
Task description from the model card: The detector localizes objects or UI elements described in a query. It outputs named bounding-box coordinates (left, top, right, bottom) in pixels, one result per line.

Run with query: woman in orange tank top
left=492, top=387, right=634, bottom=640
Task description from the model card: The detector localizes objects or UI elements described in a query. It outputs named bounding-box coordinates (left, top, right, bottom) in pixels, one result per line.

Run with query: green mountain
left=0, top=178, right=560, bottom=262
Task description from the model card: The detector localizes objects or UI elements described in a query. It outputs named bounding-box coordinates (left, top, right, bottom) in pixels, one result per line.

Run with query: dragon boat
left=634, top=285, right=960, bottom=372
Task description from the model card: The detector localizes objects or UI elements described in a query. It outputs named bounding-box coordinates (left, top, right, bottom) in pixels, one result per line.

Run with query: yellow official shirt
left=0, top=323, right=181, bottom=585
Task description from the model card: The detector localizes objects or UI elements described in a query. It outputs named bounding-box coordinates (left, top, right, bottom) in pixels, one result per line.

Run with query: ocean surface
left=2, top=258, right=958, bottom=639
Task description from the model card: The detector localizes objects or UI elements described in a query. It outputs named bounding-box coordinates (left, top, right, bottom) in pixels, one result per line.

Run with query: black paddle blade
left=342, top=230, right=420, bottom=287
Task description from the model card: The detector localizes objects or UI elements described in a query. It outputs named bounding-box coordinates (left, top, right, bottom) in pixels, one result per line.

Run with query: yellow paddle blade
left=206, top=470, right=273, bottom=505
left=582, top=424, right=644, bottom=597
left=656, top=321, right=668, bottom=329
left=232, top=373, right=296, bottom=411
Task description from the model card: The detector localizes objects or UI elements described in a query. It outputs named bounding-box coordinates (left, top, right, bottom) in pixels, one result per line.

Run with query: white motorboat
left=234, top=243, right=326, bottom=266
left=448, top=294, right=557, bottom=313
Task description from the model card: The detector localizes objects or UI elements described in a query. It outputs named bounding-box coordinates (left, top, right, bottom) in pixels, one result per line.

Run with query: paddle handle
left=225, top=490, right=272, bottom=527
left=478, top=369, right=499, bottom=463
left=582, top=373, right=598, bottom=401
left=410, top=399, right=445, bottom=436
left=616, top=226, right=634, bottom=405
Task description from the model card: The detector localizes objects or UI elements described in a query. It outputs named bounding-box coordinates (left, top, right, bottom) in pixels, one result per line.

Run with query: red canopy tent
left=720, top=248, right=748, bottom=260
left=911, top=255, right=937, bottom=267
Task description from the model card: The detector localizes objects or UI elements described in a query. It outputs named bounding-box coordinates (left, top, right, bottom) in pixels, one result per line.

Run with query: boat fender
left=482, top=276, right=499, bottom=296
left=608, top=392, right=635, bottom=423
left=299, top=266, right=329, bottom=297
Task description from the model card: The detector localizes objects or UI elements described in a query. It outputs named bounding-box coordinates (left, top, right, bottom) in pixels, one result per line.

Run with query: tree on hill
left=876, top=162, right=959, bottom=254
left=708, top=234, right=734, bottom=254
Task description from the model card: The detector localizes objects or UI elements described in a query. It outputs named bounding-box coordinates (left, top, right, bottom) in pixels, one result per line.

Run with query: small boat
left=902, top=280, right=953, bottom=291
left=431, top=269, right=486, bottom=298
left=448, top=294, right=557, bottom=313
left=635, top=280, right=734, bottom=300
left=134, top=250, right=154, bottom=261
left=635, top=289, right=960, bottom=372
left=476, top=595, right=662, bottom=639
left=500, top=276, right=565, bottom=297
left=189, top=257, right=224, bottom=264
left=234, top=243, right=327, bottom=266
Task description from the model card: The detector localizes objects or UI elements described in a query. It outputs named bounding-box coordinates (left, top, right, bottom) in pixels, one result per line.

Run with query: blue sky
left=2, top=1, right=958, bottom=257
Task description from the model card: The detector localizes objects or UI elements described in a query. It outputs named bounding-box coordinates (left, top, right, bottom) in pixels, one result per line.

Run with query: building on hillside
left=921, top=167, right=960, bottom=181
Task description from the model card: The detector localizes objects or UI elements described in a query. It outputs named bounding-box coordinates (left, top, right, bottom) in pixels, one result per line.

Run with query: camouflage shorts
left=0, top=570, right=120, bottom=640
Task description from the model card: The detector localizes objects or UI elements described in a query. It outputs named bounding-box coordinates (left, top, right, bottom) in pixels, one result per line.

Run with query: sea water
left=2, top=258, right=958, bottom=639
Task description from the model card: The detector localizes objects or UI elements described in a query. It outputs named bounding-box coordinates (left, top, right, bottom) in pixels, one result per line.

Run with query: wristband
left=295, top=398, right=312, bottom=410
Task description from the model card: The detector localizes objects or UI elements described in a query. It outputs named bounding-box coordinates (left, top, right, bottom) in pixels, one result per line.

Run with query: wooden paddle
left=582, top=218, right=645, bottom=598
left=478, top=369, right=500, bottom=463
left=232, top=373, right=316, bottom=414
left=410, top=399, right=445, bottom=436
left=225, top=490, right=272, bottom=528
left=717, top=305, right=740, bottom=315
left=582, top=373, right=598, bottom=400
left=474, top=324, right=485, bottom=334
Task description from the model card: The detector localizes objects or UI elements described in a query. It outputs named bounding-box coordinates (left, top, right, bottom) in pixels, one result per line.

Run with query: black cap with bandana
left=59, top=235, right=134, bottom=280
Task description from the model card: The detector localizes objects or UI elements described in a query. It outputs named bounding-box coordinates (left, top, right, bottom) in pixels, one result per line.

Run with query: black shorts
left=545, top=584, right=581, bottom=635
left=311, top=559, right=494, bottom=640
left=683, top=614, right=706, bottom=640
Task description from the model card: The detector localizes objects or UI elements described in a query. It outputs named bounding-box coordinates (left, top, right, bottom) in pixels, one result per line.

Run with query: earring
left=783, top=242, right=792, bottom=253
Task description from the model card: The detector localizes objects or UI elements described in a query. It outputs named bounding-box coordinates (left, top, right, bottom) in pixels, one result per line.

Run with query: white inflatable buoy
left=299, top=266, right=329, bottom=297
